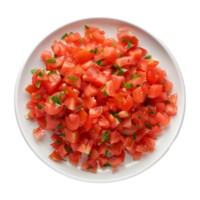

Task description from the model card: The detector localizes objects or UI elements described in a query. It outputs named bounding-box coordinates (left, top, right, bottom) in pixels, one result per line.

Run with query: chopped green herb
left=101, top=130, right=110, bottom=142
left=89, top=151, right=93, bottom=156
left=56, top=139, right=62, bottom=145
left=35, top=94, right=41, bottom=99
left=53, top=116, right=57, bottom=119
left=70, top=32, right=73, bottom=34
left=29, top=111, right=33, bottom=118
left=164, top=100, right=170, bottom=104
left=36, top=80, right=41, bottom=88
left=118, top=29, right=123, bottom=31
left=87, top=165, right=93, bottom=169
left=89, top=48, right=98, bottom=54
left=118, top=118, right=123, bottom=122
left=36, top=71, right=44, bottom=79
left=89, top=33, right=92, bottom=38
left=157, top=123, right=161, bottom=127
left=85, top=25, right=90, bottom=29
left=115, top=86, right=117, bottom=89
left=138, top=116, right=141, bottom=119
left=122, top=81, right=134, bottom=89
left=133, top=132, right=137, bottom=141
left=64, top=89, right=68, bottom=94
left=31, top=69, right=37, bottom=75
left=136, top=84, right=140, bottom=87
left=52, top=95, right=61, bottom=106
left=137, top=63, right=141, bottom=67
left=125, top=131, right=129, bottom=135
left=135, top=125, right=141, bottom=129
left=103, top=92, right=108, bottom=96
left=80, top=38, right=83, bottom=44
left=104, top=150, right=112, bottom=157
left=100, top=49, right=104, bottom=53
left=54, top=54, right=57, bottom=58
left=112, top=71, right=119, bottom=75
left=146, top=122, right=153, bottom=128
left=106, top=136, right=110, bottom=142
left=56, top=124, right=63, bottom=129
left=161, top=80, right=165, bottom=83
left=131, top=74, right=141, bottom=79
left=64, top=144, right=73, bottom=153
left=144, top=55, right=152, bottom=59
left=103, top=163, right=114, bottom=167
left=77, top=105, right=82, bottom=112
left=48, top=69, right=60, bottom=75
left=64, top=106, right=67, bottom=109
left=68, top=76, right=79, bottom=87
left=61, top=158, right=67, bottom=162
left=37, top=104, right=43, bottom=110
left=148, top=111, right=156, bottom=114
left=112, top=41, right=115, bottom=47
left=48, top=96, right=52, bottom=104
left=127, top=40, right=133, bottom=49
left=45, top=120, right=47, bottom=126
left=94, top=58, right=104, bottom=65
left=46, top=59, right=56, bottom=63
left=57, top=132, right=65, bottom=137
left=100, top=84, right=107, bottom=92
left=112, top=111, right=119, bottom=117
left=61, top=33, right=69, bottom=40
left=118, top=53, right=125, bottom=58
left=121, top=39, right=126, bottom=42
left=114, top=64, right=127, bottom=72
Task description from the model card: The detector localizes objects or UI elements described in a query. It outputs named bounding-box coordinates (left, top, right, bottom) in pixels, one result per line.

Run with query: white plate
left=14, top=17, right=186, bottom=183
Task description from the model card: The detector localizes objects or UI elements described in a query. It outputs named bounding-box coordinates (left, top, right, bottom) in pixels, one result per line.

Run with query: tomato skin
left=91, top=31, right=105, bottom=44
left=111, top=75, right=124, bottom=92
left=64, top=98, right=78, bottom=110
left=147, top=59, right=159, bottom=68
left=169, top=93, right=177, bottom=104
left=64, top=128, right=79, bottom=143
left=132, top=87, right=145, bottom=103
left=110, top=131, right=121, bottom=144
left=89, top=106, right=102, bottom=118
left=83, top=83, right=98, bottom=97
left=148, top=84, right=163, bottom=98
left=49, top=151, right=62, bottom=161
left=81, top=160, right=98, bottom=173
left=115, top=56, right=135, bottom=67
left=77, top=138, right=93, bottom=154
left=166, top=104, right=177, bottom=116
left=128, top=48, right=142, bottom=60
left=106, top=80, right=115, bottom=97
left=132, top=152, right=142, bottom=160
left=98, top=118, right=110, bottom=129
left=65, top=114, right=80, bottom=131
left=74, top=48, right=91, bottom=64
left=26, top=101, right=37, bottom=109
left=25, top=84, right=38, bottom=94
left=103, top=47, right=118, bottom=64
left=163, top=79, right=173, bottom=93
left=88, top=148, right=99, bottom=160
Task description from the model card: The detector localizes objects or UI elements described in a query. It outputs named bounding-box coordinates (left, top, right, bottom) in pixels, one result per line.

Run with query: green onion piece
left=85, top=25, right=90, bottom=29
left=122, top=81, right=134, bottom=89
left=133, top=132, right=137, bottom=141
left=53, top=116, right=57, bottom=119
left=87, top=165, right=93, bottom=169
left=35, top=94, right=41, bottom=99
left=144, top=55, right=152, bottom=59
left=157, top=123, right=161, bottom=127
left=125, top=131, right=129, bottom=135
left=112, top=111, right=119, bottom=117
left=121, top=39, right=126, bottom=42
left=48, top=69, right=60, bottom=75
left=54, top=54, right=57, bottom=58
left=37, top=104, right=43, bottom=110
left=48, top=96, right=52, bottom=104
left=127, top=40, right=133, bottom=49
left=131, top=74, right=141, bottom=79
left=148, top=111, right=156, bottom=114
left=103, top=92, right=108, bottom=96
left=89, top=151, right=93, bottom=156
left=100, top=84, right=107, bottom=92
left=56, top=139, right=62, bottom=145
left=31, top=69, right=37, bottom=75
left=135, top=125, right=141, bottom=129
left=67, top=76, right=79, bottom=81
left=101, top=130, right=110, bottom=142
left=103, top=163, right=113, bottom=167
left=94, top=58, right=104, bottom=65
left=62, top=158, right=67, bottom=162
left=89, top=48, right=98, bottom=54
left=61, top=33, right=69, bottom=40
left=118, top=53, right=125, bottom=58
left=114, top=64, right=127, bottom=72
left=77, top=105, right=81, bottom=112
left=64, top=89, right=68, bottom=94
left=36, top=80, right=41, bottom=88
left=36, top=71, right=44, bottom=79
left=136, top=84, right=141, bottom=87
left=56, top=124, right=63, bottom=129
left=46, top=59, right=56, bottom=63
left=112, top=41, right=115, bottom=47
left=89, top=33, right=92, bottom=38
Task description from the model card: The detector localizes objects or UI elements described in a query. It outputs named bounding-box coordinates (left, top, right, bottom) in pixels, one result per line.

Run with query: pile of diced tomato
left=25, top=24, right=178, bottom=173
